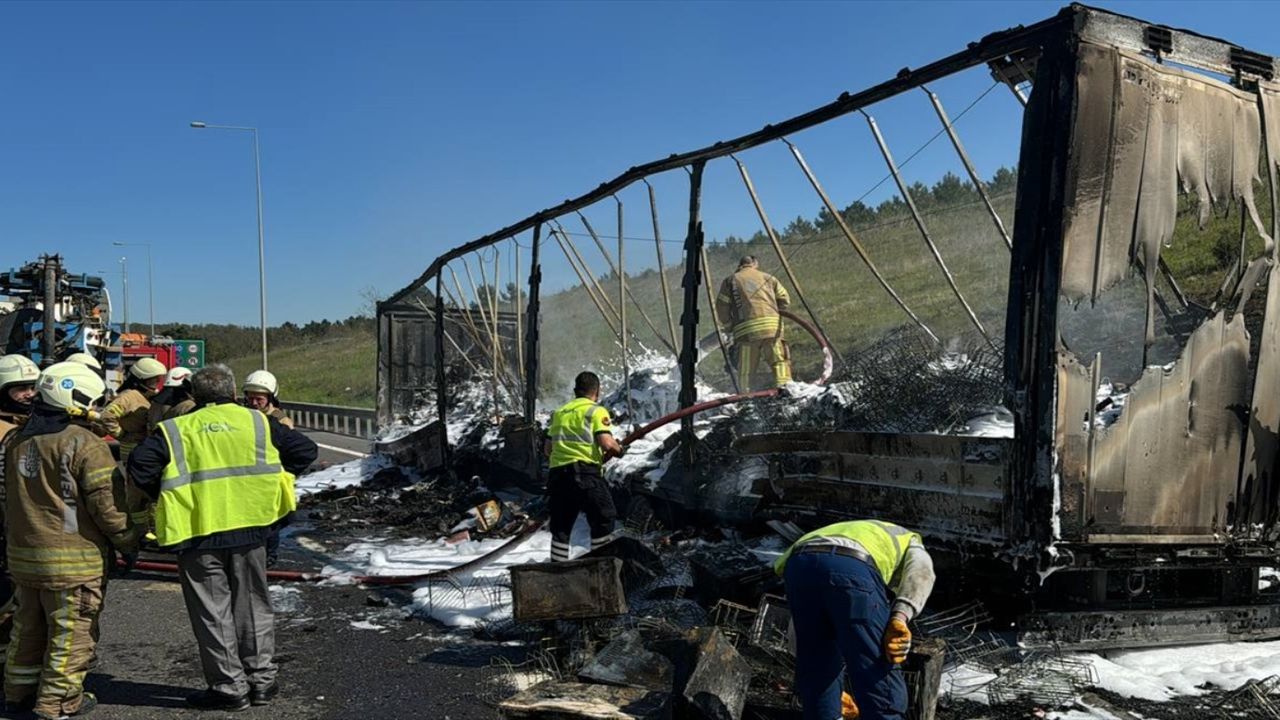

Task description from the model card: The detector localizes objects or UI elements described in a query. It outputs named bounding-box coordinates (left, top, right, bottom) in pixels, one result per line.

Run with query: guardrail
left=279, top=401, right=377, bottom=439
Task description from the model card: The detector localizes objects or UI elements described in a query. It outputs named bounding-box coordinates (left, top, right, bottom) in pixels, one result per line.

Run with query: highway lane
left=297, top=427, right=373, bottom=466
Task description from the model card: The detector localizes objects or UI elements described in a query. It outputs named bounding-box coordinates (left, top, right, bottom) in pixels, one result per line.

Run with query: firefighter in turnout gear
left=127, top=364, right=317, bottom=711
left=0, top=354, right=40, bottom=668
left=714, top=255, right=793, bottom=392
left=543, top=372, right=624, bottom=562
left=147, top=367, right=195, bottom=434
left=2, top=362, right=139, bottom=719
left=95, top=357, right=166, bottom=460
left=242, top=371, right=293, bottom=429
left=775, top=520, right=936, bottom=720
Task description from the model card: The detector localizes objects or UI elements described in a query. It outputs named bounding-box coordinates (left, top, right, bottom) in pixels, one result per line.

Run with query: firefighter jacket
left=714, top=267, right=792, bottom=342
left=547, top=397, right=611, bottom=469
left=164, top=399, right=196, bottom=420
left=96, top=389, right=151, bottom=456
left=127, top=400, right=317, bottom=553
left=2, top=407, right=135, bottom=589
left=267, top=406, right=294, bottom=430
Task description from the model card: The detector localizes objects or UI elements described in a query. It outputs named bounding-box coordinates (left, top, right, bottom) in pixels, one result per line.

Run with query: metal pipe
left=923, top=87, right=1013, bottom=250
left=862, top=111, right=994, bottom=348
left=434, top=273, right=450, bottom=466
left=732, top=155, right=843, bottom=365
left=514, top=238, right=524, bottom=388
left=41, top=255, right=57, bottom=366
left=785, top=140, right=940, bottom=345
left=699, top=247, right=741, bottom=394
left=576, top=211, right=679, bottom=355
left=617, top=197, right=634, bottom=424
left=643, top=179, right=680, bottom=353
left=552, top=230, right=622, bottom=339
left=554, top=220, right=622, bottom=322
left=444, top=269, right=495, bottom=359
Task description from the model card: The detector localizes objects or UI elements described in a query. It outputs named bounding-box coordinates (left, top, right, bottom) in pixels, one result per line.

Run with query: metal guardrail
left=279, top=400, right=377, bottom=439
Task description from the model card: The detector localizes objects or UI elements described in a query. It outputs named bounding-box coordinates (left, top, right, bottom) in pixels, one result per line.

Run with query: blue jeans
left=784, top=549, right=908, bottom=720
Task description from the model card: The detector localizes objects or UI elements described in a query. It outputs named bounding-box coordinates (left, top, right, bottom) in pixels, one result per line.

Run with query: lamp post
left=119, top=257, right=130, bottom=333
left=112, top=241, right=153, bottom=337
left=189, top=121, right=269, bottom=370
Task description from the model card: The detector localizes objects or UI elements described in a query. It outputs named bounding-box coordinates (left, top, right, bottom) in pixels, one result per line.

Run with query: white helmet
left=243, top=370, right=278, bottom=396
left=65, top=352, right=103, bottom=370
left=0, top=354, right=40, bottom=391
left=165, top=366, right=193, bottom=388
left=37, top=362, right=106, bottom=412
left=129, top=357, right=167, bottom=381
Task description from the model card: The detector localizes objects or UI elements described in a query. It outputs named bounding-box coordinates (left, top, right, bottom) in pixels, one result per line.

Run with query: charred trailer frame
left=735, top=7, right=1280, bottom=649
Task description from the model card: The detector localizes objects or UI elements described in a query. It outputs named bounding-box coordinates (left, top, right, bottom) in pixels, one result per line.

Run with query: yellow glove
left=882, top=613, right=912, bottom=664
left=841, top=691, right=860, bottom=719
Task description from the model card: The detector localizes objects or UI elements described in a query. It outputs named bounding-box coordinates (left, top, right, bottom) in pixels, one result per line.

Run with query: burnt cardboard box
left=510, top=556, right=627, bottom=622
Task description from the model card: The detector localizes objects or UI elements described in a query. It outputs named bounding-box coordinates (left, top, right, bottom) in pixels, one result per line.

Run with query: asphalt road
left=296, top=428, right=372, bottom=466
left=61, top=556, right=513, bottom=720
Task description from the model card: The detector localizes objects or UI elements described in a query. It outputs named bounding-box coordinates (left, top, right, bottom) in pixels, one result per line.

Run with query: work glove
left=841, top=691, right=860, bottom=719
left=882, top=613, right=912, bottom=665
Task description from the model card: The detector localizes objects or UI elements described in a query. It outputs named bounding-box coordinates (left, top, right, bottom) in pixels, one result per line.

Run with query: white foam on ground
left=295, top=454, right=393, bottom=498
left=322, top=517, right=594, bottom=628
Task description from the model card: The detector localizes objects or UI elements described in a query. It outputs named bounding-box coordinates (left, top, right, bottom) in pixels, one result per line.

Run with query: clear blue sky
left=3, top=1, right=1277, bottom=326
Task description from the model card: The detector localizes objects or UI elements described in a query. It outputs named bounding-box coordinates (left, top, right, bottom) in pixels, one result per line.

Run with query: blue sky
left=3, top=0, right=1278, bottom=325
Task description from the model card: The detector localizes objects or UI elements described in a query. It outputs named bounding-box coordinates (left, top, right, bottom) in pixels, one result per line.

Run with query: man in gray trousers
left=128, top=364, right=317, bottom=711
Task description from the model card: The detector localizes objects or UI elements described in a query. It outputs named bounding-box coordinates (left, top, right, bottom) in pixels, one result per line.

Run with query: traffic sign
left=174, top=339, right=205, bottom=369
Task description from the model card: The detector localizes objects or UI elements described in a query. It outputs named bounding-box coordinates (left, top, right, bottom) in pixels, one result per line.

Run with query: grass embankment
left=222, top=333, right=376, bottom=408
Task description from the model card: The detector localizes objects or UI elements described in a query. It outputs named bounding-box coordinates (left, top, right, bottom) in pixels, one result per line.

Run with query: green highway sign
left=174, top=339, right=205, bottom=369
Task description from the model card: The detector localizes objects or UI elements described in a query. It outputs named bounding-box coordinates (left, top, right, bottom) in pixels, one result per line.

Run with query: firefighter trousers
left=548, top=463, right=617, bottom=562
left=734, top=336, right=792, bottom=392
left=4, top=579, right=104, bottom=718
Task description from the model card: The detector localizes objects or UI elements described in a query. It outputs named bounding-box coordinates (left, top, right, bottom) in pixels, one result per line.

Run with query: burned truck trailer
left=379, top=5, right=1280, bottom=649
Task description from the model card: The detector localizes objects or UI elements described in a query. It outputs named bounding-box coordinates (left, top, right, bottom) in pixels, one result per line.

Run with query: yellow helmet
left=65, top=352, right=103, bottom=370
left=37, top=362, right=106, bottom=412
left=129, top=357, right=167, bottom=381
left=0, top=354, right=40, bottom=391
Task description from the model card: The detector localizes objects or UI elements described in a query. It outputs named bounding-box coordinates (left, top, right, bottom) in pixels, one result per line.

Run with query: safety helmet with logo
left=65, top=352, right=103, bottom=370
left=37, top=361, right=107, bottom=412
left=165, top=366, right=194, bottom=388
left=129, top=357, right=167, bottom=382
left=0, top=354, right=40, bottom=393
left=243, top=370, right=279, bottom=397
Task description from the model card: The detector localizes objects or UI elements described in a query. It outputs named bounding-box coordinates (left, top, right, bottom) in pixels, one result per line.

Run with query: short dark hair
left=738, top=255, right=758, bottom=269
left=192, top=364, right=237, bottom=404
left=574, top=371, right=600, bottom=397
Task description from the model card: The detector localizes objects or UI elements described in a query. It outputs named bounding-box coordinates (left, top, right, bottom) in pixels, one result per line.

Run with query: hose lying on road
left=119, top=518, right=547, bottom=587
left=622, top=308, right=835, bottom=447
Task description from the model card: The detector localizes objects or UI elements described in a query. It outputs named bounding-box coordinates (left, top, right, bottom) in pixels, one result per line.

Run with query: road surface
left=297, top=428, right=372, bottom=466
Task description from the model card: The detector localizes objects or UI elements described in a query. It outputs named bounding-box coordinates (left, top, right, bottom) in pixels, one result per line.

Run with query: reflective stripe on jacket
left=155, top=404, right=296, bottom=548
left=773, top=519, right=922, bottom=585
left=547, top=397, right=610, bottom=469
left=714, top=267, right=791, bottom=342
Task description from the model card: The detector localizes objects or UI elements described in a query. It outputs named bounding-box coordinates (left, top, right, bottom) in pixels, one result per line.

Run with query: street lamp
left=113, top=241, right=153, bottom=337
left=189, top=120, right=269, bottom=370
left=118, top=257, right=130, bottom=333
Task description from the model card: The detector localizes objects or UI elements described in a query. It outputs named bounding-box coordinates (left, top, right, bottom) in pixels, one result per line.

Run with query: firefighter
left=0, top=354, right=40, bottom=669
left=714, top=255, right=793, bottom=392
left=2, top=362, right=139, bottom=718
left=774, top=519, right=936, bottom=720
left=62, top=353, right=102, bottom=375
left=242, top=371, right=293, bottom=429
left=126, top=364, right=316, bottom=711
left=96, top=357, right=166, bottom=460
left=542, top=371, right=624, bottom=562
left=146, top=367, right=195, bottom=433
left=0, top=355, right=39, bottom=439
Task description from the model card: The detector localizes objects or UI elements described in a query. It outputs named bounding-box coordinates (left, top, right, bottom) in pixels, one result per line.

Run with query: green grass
left=221, top=332, right=376, bottom=408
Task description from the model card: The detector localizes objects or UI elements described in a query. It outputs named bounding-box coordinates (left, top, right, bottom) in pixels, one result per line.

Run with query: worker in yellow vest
left=126, top=364, right=317, bottom=712
left=714, top=255, right=793, bottom=392
left=543, top=371, right=624, bottom=562
left=774, top=520, right=936, bottom=720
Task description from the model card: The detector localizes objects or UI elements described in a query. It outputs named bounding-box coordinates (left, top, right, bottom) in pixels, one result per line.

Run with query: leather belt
left=796, top=542, right=874, bottom=566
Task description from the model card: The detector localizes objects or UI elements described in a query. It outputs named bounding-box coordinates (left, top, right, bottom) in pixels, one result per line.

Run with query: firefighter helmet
left=243, top=370, right=278, bottom=397
left=0, top=354, right=40, bottom=391
left=65, top=352, right=103, bottom=370
left=165, top=366, right=193, bottom=388
left=129, top=357, right=167, bottom=381
left=37, top=362, right=106, bottom=412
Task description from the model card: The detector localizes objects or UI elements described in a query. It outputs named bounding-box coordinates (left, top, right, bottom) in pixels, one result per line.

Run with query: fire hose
left=117, top=312, right=833, bottom=585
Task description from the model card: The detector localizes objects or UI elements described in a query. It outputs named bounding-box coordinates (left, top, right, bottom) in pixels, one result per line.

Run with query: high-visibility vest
left=774, top=520, right=921, bottom=585
left=547, top=397, right=611, bottom=469
left=155, top=403, right=296, bottom=547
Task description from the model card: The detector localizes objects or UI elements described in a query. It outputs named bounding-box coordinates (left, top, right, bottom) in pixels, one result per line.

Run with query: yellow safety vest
left=774, top=520, right=921, bottom=585
left=155, top=403, right=296, bottom=548
left=547, top=397, right=611, bottom=469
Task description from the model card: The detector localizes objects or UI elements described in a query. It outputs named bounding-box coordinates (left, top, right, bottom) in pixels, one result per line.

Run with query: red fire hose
left=622, top=308, right=835, bottom=447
